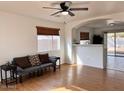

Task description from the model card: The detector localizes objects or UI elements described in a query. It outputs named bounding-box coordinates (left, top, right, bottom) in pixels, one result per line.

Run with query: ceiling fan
left=43, top=1, right=88, bottom=17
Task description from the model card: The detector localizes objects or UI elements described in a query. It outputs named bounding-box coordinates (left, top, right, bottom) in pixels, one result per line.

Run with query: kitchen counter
left=73, top=44, right=104, bottom=69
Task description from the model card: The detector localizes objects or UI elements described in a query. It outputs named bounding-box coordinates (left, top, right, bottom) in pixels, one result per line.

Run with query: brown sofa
left=12, top=53, right=57, bottom=83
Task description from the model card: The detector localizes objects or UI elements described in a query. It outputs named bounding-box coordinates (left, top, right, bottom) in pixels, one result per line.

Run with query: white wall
left=64, top=23, right=73, bottom=64
left=65, top=12, right=124, bottom=64
left=0, top=11, right=65, bottom=65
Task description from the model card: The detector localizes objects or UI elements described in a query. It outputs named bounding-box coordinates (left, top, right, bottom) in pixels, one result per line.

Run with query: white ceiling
left=0, top=1, right=124, bottom=23
left=77, top=18, right=124, bottom=31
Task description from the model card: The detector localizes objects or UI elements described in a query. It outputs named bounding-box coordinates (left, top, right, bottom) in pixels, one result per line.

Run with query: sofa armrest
left=49, top=57, right=57, bottom=65
left=49, top=57, right=57, bottom=72
left=17, top=66, right=24, bottom=71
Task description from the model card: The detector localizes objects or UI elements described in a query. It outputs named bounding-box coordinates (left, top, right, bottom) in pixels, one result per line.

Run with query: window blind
left=80, top=32, right=89, bottom=40
left=36, top=26, right=60, bottom=35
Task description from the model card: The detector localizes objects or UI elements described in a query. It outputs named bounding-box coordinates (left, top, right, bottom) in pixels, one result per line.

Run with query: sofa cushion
left=40, top=62, right=53, bottom=67
left=39, top=53, right=49, bottom=64
left=28, top=54, right=41, bottom=66
left=24, top=66, right=40, bottom=72
left=13, top=56, right=31, bottom=69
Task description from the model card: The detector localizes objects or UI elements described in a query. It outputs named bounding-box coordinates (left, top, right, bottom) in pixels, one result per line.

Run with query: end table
left=0, top=64, right=17, bottom=87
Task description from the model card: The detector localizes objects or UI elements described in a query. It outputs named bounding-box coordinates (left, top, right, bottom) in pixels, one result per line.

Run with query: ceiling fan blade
left=68, top=11, right=75, bottom=16
left=42, top=7, right=61, bottom=10
left=51, top=11, right=62, bottom=16
left=70, top=8, right=88, bottom=11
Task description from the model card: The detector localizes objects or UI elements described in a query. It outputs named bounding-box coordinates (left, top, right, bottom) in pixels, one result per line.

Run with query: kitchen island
left=73, top=44, right=105, bottom=69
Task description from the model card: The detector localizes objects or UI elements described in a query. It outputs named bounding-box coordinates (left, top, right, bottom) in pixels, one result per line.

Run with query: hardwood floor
left=1, top=64, right=124, bottom=91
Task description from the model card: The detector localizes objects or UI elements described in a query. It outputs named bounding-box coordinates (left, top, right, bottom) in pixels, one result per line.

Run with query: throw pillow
left=14, top=56, right=32, bottom=69
left=39, top=53, right=49, bottom=64
left=28, top=54, right=41, bottom=66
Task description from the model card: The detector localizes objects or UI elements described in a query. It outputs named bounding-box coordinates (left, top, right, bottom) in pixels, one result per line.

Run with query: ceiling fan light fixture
left=43, top=1, right=88, bottom=17
left=61, top=11, right=68, bottom=15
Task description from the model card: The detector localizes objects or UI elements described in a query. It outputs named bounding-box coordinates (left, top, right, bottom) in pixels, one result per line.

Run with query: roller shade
left=36, top=26, right=60, bottom=35
left=80, top=32, right=89, bottom=40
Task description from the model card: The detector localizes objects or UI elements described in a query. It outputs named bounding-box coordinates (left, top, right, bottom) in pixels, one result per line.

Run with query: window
left=37, top=35, right=60, bottom=52
left=80, top=32, right=90, bottom=44
left=36, top=26, right=60, bottom=52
